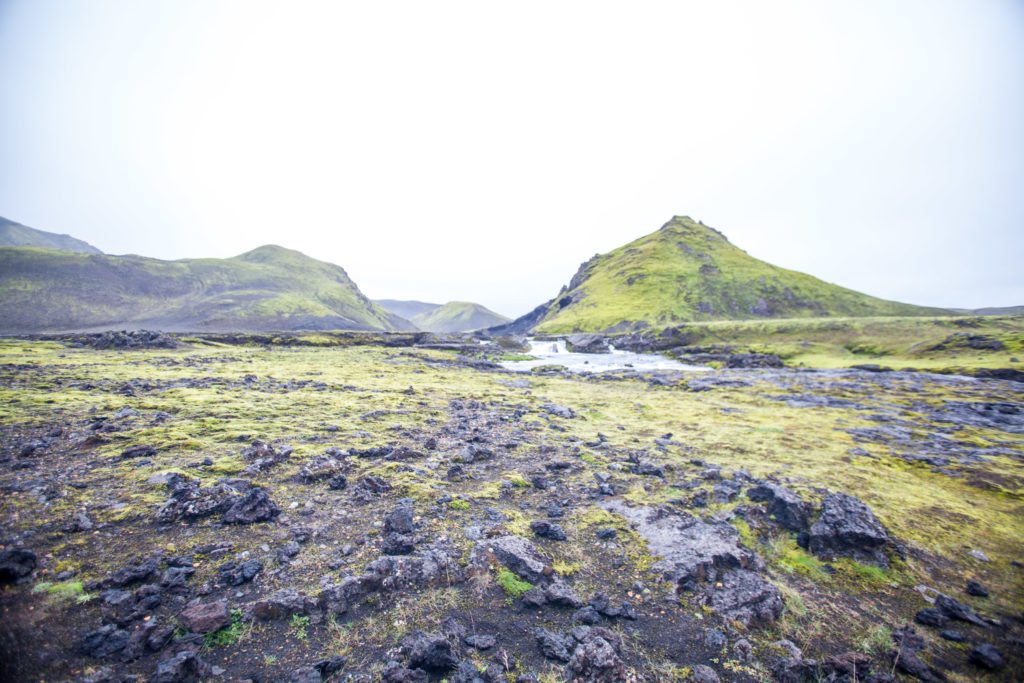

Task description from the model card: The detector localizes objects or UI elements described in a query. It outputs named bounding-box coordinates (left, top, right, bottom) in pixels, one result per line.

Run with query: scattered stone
left=299, top=454, right=346, bottom=483
left=248, top=588, right=311, bottom=621
left=967, top=549, right=990, bottom=562
left=601, top=500, right=780, bottom=624
left=915, top=608, right=949, bottom=628
left=151, top=650, right=209, bottom=683
left=544, top=581, right=583, bottom=607
left=178, top=599, right=231, bottom=633
left=939, top=630, right=966, bottom=642
left=965, top=580, right=989, bottom=597
left=218, top=559, right=262, bottom=586
left=690, top=664, right=721, bottom=683
left=808, top=492, right=890, bottom=565
left=541, top=403, right=576, bottom=419
left=288, top=656, right=347, bottom=682
left=471, top=536, right=553, bottom=584
left=968, top=644, right=1004, bottom=670
left=530, top=520, right=567, bottom=541
left=120, top=444, right=157, bottom=459
left=464, top=634, right=496, bottom=650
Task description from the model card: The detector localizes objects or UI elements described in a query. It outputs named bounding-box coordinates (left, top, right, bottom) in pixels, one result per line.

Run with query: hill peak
left=658, top=215, right=730, bottom=243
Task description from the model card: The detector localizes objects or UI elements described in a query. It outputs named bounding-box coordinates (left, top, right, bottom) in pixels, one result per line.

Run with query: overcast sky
left=1, top=1, right=1022, bottom=317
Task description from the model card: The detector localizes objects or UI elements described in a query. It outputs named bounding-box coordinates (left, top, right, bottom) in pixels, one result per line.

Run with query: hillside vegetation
left=0, top=216, right=102, bottom=254
left=0, top=245, right=412, bottom=333
left=409, top=301, right=509, bottom=332
left=526, top=216, right=947, bottom=333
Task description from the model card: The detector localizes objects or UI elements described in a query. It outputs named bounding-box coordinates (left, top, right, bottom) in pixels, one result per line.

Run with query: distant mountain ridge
left=0, top=243, right=412, bottom=333
left=496, top=216, right=950, bottom=334
left=373, top=299, right=441, bottom=321
left=0, top=216, right=102, bottom=254
left=375, top=299, right=509, bottom=332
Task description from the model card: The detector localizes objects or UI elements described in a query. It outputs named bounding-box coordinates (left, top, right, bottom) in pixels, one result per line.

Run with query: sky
left=0, top=1, right=1022, bottom=317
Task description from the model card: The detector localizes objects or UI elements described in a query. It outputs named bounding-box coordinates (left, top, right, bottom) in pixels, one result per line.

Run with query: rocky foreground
left=0, top=333, right=1021, bottom=682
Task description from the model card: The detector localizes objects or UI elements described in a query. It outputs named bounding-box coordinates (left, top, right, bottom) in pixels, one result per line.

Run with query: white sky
left=1, top=0, right=1022, bottom=317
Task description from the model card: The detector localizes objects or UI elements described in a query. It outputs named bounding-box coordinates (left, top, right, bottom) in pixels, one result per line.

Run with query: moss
left=32, top=581, right=93, bottom=605
left=496, top=569, right=533, bottom=599
left=448, top=498, right=470, bottom=510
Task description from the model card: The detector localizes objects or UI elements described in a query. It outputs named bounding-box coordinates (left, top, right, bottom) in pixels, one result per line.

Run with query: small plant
left=32, top=581, right=93, bottom=605
left=508, top=474, right=530, bottom=488
left=289, top=613, right=311, bottom=641
left=448, top=498, right=470, bottom=510
left=204, top=609, right=246, bottom=647
left=858, top=624, right=893, bottom=655
left=263, top=654, right=278, bottom=665
left=552, top=559, right=581, bottom=575
left=496, top=569, right=533, bottom=599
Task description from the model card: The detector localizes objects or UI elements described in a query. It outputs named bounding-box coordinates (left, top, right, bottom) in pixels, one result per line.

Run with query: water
left=499, top=338, right=709, bottom=373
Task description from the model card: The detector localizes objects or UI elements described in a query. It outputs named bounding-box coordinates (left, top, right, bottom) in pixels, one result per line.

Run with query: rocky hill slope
left=0, top=244, right=413, bottom=333
left=499, top=216, right=948, bottom=334
left=0, top=216, right=102, bottom=254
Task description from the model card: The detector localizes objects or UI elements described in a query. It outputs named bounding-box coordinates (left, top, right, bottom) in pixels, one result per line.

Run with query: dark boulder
left=747, top=482, right=810, bottom=532
left=120, top=444, right=157, bottom=459
left=567, top=627, right=627, bottom=682
left=530, top=520, right=567, bottom=541
left=0, top=548, right=37, bottom=583
left=218, top=559, right=262, bottom=586
left=223, top=487, right=280, bottom=524
left=934, top=594, right=988, bottom=627
left=464, top=634, right=496, bottom=650
left=965, top=580, right=988, bottom=597
left=151, top=650, right=209, bottom=683
left=287, top=656, right=347, bottom=683
left=79, top=625, right=130, bottom=658
left=808, top=493, right=890, bottom=565
left=566, top=334, right=610, bottom=354
left=407, top=632, right=458, bottom=672
left=968, top=643, right=1003, bottom=670
left=534, top=628, right=573, bottom=662
left=707, top=569, right=785, bottom=625
left=382, top=533, right=417, bottom=556
left=914, top=608, right=948, bottom=628
left=385, top=499, right=416, bottom=534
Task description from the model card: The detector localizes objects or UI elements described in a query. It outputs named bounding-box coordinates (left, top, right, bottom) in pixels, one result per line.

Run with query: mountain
left=948, top=305, right=1024, bottom=316
left=375, top=299, right=510, bottom=332
left=0, top=216, right=102, bottom=254
left=0, top=244, right=414, bottom=333
left=373, top=299, right=442, bottom=321
left=498, top=216, right=948, bottom=334
left=409, top=301, right=510, bottom=333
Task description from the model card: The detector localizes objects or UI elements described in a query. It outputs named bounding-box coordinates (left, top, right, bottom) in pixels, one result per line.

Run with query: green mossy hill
left=373, top=299, right=441, bottom=321
left=527, top=216, right=947, bottom=333
left=0, top=216, right=102, bottom=254
left=409, top=301, right=510, bottom=333
left=0, top=244, right=414, bottom=333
